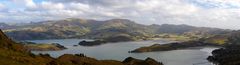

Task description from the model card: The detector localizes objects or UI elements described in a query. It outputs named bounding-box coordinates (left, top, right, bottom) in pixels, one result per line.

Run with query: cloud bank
left=0, top=0, right=240, bottom=29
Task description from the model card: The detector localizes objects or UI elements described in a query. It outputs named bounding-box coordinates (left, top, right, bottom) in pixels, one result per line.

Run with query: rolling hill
left=1, top=18, right=231, bottom=40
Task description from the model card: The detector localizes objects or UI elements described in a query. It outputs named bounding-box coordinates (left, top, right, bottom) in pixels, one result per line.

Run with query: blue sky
left=1, top=0, right=240, bottom=29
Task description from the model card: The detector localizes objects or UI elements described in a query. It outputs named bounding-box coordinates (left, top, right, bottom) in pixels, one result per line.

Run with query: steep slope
left=0, top=29, right=27, bottom=51
left=0, top=29, right=53, bottom=65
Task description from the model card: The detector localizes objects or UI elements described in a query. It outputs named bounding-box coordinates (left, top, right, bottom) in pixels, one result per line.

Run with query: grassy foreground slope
left=0, top=29, right=53, bottom=65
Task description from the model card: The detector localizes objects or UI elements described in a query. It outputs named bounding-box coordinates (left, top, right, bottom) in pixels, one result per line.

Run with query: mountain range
left=1, top=18, right=231, bottom=40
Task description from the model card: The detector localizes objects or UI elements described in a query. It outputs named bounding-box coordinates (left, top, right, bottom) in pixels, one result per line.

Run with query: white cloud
left=2, top=0, right=240, bottom=29
left=0, top=3, right=5, bottom=9
left=69, top=3, right=90, bottom=11
left=191, top=0, right=240, bottom=8
left=25, top=0, right=37, bottom=8
left=41, top=1, right=65, bottom=10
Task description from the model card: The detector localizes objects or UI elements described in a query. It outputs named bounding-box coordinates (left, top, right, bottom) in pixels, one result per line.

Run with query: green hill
left=2, top=18, right=230, bottom=40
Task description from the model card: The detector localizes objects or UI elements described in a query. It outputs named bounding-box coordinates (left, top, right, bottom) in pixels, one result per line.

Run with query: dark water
left=28, top=39, right=217, bottom=65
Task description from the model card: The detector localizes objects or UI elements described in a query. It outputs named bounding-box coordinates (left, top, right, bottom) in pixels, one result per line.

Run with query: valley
left=1, top=0, right=240, bottom=65
left=0, top=18, right=239, bottom=65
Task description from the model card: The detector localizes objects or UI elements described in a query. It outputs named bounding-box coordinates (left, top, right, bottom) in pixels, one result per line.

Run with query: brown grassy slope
left=0, top=29, right=53, bottom=65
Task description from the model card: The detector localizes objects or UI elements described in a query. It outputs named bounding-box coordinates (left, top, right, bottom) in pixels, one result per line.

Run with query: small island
left=79, top=35, right=135, bottom=46
left=130, top=40, right=222, bottom=53
left=129, top=34, right=229, bottom=53
left=79, top=40, right=107, bottom=46
left=21, top=42, right=67, bottom=51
